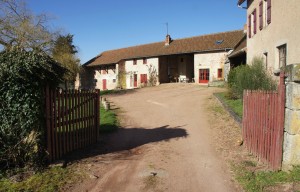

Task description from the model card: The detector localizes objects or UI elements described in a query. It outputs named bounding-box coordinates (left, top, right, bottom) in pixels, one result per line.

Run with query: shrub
left=0, top=48, right=64, bottom=171
left=227, top=57, right=277, bottom=99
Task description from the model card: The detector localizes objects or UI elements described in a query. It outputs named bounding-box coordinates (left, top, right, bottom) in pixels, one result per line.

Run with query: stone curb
left=213, top=93, right=242, bottom=128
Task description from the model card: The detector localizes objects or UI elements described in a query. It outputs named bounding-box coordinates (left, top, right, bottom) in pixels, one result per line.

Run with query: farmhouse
left=78, top=30, right=245, bottom=90
left=238, top=0, right=300, bottom=73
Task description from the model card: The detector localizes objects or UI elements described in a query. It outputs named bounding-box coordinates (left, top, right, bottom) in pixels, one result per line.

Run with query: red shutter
left=259, top=1, right=263, bottom=30
left=253, top=9, right=257, bottom=34
left=248, top=14, right=251, bottom=38
left=267, top=0, right=271, bottom=24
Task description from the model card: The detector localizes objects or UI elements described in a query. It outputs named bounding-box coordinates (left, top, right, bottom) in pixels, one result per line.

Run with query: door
left=199, top=69, right=209, bottom=83
left=134, top=74, right=137, bottom=88
left=102, top=79, right=107, bottom=90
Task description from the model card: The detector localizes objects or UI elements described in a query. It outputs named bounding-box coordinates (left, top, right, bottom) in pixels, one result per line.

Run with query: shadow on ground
left=66, top=125, right=188, bottom=162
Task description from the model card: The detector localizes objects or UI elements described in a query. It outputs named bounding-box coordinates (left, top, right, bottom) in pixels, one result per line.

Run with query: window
left=133, top=59, right=137, bottom=65
left=252, top=9, right=257, bottom=35
left=267, top=0, right=271, bottom=24
left=248, top=9, right=257, bottom=38
left=278, top=44, right=287, bottom=68
left=113, top=79, right=116, bottom=83
left=140, top=74, right=147, bottom=83
left=248, top=14, right=251, bottom=38
left=259, top=1, right=263, bottom=30
left=143, top=58, right=147, bottom=64
left=218, top=69, right=222, bottom=78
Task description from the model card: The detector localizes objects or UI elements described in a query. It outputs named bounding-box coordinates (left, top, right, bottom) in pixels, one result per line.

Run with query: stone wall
left=283, top=63, right=300, bottom=170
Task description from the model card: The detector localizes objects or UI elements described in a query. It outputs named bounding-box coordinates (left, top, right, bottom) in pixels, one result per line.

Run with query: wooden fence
left=242, top=72, right=285, bottom=170
left=45, top=86, right=100, bottom=162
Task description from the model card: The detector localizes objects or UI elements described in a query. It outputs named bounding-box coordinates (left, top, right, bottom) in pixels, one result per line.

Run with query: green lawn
left=99, top=104, right=119, bottom=133
left=233, top=162, right=300, bottom=192
left=0, top=167, right=82, bottom=192
left=215, top=92, right=243, bottom=118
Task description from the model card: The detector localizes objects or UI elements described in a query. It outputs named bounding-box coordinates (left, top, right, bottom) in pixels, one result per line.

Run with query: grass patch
left=0, top=167, right=81, bottom=192
left=100, top=104, right=119, bottom=133
left=215, top=92, right=243, bottom=118
left=233, top=163, right=300, bottom=192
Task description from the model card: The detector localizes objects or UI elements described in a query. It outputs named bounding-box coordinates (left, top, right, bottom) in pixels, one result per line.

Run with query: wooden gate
left=242, top=72, right=285, bottom=170
left=45, top=86, right=100, bottom=162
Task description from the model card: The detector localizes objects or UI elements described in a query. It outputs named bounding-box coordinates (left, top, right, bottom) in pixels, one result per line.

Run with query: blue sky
left=27, top=0, right=246, bottom=64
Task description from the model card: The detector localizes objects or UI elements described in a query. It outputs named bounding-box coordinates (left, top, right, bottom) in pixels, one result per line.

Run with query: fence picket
left=45, top=87, right=100, bottom=162
left=242, top=72, right=285, bottom=170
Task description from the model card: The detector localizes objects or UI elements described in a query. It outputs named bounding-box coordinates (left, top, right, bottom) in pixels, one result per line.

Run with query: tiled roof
left=85, top=30, right=245, bottom=67
left=228, top=35, right=247, bottom=58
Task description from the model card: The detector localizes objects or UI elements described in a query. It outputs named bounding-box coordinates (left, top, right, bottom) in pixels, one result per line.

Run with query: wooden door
left=199, top=69, right=209, bottom=83
left=134, top=74, right=137, bottom=88
left=102, top=79, right=107, bottom=90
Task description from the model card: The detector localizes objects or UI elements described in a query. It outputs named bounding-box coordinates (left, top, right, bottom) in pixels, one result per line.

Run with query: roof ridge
left=102, top=41, right=164, bottom=53
left=174, top=29, right=243, bottom=41
left=100, top=29, right=243, bottom=53
left=85, top=29, right=245, bottom=66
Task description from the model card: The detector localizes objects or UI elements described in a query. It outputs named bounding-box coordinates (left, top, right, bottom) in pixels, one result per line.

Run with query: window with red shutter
left=259, top=1, right=263, bottom=30
left=218, top=69, right=222, bottom=78
left=140, top=74, right=147, bottom=83
left=248, top=14, right=251, bottom=38
left=253, top=9, right=257, bottom=35
left=267, top=0, right=271, bottom=24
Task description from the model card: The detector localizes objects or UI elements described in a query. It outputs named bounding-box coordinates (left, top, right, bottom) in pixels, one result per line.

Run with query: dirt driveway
left=69, top=84, right=240, bottom=192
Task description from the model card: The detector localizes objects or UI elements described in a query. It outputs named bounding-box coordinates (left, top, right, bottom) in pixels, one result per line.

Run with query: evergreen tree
left=52, top=34, right=81, bottom=87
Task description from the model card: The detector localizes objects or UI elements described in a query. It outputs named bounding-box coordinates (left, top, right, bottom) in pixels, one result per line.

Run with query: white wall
left=125, top=58, right=159, bottom=89
left=94, top=68, right=117, bottom=90
left=194, top=52, right=227, bottom=83
left=247, top=0, right=300, bottom=72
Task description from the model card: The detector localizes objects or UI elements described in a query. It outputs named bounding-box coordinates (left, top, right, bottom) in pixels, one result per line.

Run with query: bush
left=0, top=48, right=64, bottom=171
left=227, top=57, right=277, bottom=99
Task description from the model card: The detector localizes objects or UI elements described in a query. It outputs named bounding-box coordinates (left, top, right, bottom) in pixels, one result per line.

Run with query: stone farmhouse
left=78, top=30, right=246, bottom=90
left=238, top=0, right=300, bottom=73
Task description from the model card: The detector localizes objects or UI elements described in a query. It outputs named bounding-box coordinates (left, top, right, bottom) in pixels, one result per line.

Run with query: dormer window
left=215, top=40, right=224, bottom=45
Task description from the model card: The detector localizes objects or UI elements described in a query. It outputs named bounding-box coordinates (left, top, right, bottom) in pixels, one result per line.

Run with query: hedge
left=0, top=48, right=64, bottom=171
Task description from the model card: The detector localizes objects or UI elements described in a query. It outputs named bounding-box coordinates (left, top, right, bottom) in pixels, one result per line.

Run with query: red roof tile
left=85, top=30, right=245, bottom=67
left=228, top=35, right=247, bottom=58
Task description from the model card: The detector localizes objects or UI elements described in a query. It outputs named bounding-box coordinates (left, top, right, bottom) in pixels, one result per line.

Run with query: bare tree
left=0, top=0, right=57, bottom=51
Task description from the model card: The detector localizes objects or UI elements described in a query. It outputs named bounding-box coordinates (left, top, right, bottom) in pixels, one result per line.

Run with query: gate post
left=282, top=63, right=300, bottom=170
left=45, top=84, right=53, bottom=162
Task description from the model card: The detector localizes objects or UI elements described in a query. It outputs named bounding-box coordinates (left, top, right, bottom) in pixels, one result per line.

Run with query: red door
left=134, top=74, right=137, bottom=88
left=102, top=79, right=107, bottom=90
left=199, top=69, right=209, bottom=83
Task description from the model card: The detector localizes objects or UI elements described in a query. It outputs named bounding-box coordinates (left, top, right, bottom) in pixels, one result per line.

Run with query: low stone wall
left=283, top=63, right=300, bottom=170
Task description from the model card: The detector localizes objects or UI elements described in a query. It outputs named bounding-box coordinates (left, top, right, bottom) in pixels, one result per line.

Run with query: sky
left=27, top=0, right=246, bottom=64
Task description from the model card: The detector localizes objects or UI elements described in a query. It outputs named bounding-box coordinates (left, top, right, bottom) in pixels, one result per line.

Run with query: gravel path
left=69, top=84, right=239, bottom=192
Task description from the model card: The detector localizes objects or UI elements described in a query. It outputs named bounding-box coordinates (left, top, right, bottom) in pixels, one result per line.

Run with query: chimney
left=165, top=34, right=172, bottom=46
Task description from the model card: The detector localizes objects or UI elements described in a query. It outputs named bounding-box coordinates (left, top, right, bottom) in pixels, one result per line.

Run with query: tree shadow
left=66, top=125, right=188, bottom=162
